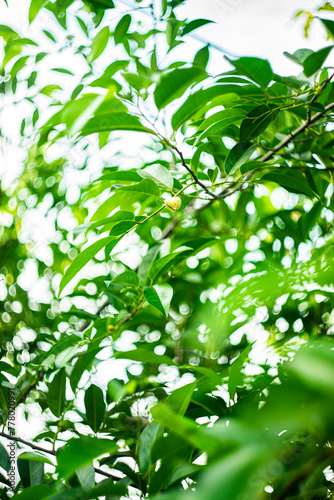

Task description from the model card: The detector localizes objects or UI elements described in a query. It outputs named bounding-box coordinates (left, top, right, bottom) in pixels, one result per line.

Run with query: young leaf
left=87, top=26, right=110, bottom=64
left=181, top=19, right=214, bottom=36
left=114, top=14, right=131, bottom=44
left=84, top=384, right=106, bottom=433
left=154, top=66, right=207, bottom=109
left=138, top=164, right=174, bottom=190
left=144, top=284, right=173, bottom=317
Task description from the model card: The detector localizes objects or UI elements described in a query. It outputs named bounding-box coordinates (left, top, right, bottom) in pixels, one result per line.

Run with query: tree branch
left=0, top=431, right=121, bottom=481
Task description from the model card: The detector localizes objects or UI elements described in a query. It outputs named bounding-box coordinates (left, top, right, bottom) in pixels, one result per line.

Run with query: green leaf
left=283, top=48, right=314, bottom=65
left=226, top=56, right=273, bottom=88
left=181, top=19, right=214, bottom=36
left=87, top=26, right=110, bottom=64
left=196, top=109, right=247, bottom=144
left=81, top=95, right=154, bottom=135
left=47, top=368, right=66, bottom=418
left=224, top=142, right=256, bottom=175
left=70, top=346, right=102, bottom=392
left=240, top=105, right=278, bottom=142
left=261, top=170, right=318, bottom=198
left=17, top=454, right=44, bottom=487
left=59, top=236, right=115, bottom=295
left=165, top=381, right=196, bottom=415
left=138, top=164, right=174, bottom=190
left=228, top=344, right=252, bottom=400
left=144, top=284, right=173, bottom=317
left=114, top=14, right=131, bottom=44
left=56, top=436, right=118, bottom=480
left=18, top=452, right=54, bottom=466
left=118, top=178, right=161, bottom=198
left=138, top=422, right=163, bottom=475
left=302, top=45, right=333, bottom=77
left=95, top=170, right=141, bottom=184
left=146, top=249, right=189, bottom=284
left=320, top=18, right=334, bottom=38
left=0, top=442, right=9, bottom=472
left=193, top=44, right=210, bottom=69
left=11, top=485, right=57, bottom=499
left=29, top=0, right=48, bottom=23
left=154, top=67, right=207, bottom=110
left=114, top=348, right=175, bottom=365
left=112, top=270, right=140, bottom=287
left=84, top=384, right=106, bottom=433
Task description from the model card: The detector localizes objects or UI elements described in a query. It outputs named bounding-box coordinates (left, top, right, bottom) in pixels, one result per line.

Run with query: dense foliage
left=1, top=0, right=334, bottom=498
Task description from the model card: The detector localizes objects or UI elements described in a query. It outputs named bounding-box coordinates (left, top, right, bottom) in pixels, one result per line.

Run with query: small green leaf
left=138, top=164, right=174, bottom=190
left=0, top=442, right=9, bottom=472
left=47, top=368, right=66, bottom=418
left=59, top=236, right=115, bottom=295
left=84, top=384, right=106, bottom=433
left=193, top=44, right=210, bottom=69
left=56, top=436, right=118, bottom=480
left=87, top=26, right=110, bottom=64
left=118, top=178, right=161, bottom=198
left=283, top=48, right=313, bottom=65
left=114, top=14, right=131, bottom=44
left=154, top=66, right=207, bottom=110
left=181, top=19, right=214, bottom=36
left=226, top=56, right=273, bottom=88
left=144, top=284, right=173, bottom=317
left=303, top=45, right=333, bottom=77
left=112, top=270, right=140, bottom=287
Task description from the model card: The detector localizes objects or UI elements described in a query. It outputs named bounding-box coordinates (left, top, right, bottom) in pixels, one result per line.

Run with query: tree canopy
left=1, top=1, right=334, bottom=499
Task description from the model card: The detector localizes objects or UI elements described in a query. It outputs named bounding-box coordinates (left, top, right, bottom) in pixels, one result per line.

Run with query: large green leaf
left=114, top=14, right=131, bottom=44
left=59, top=236, right=115, bottom=295
left=154, top=66, right=207, bottom=109
left=144, top=284, right=173, bottom=317
left=320, top=18, right=334, bottom=38
left=56, top=436, right=118, bottom=480
left=228, top=344, right=252, bottom=400
left=84, top=384, right=106, bottom=433
left=226, top=56, right=273, bottom=88
left=47, top=368, right=66, bottom=418
left=138, top=422, right=163, bottom=475
left=138, top=164, right=174, bottom=190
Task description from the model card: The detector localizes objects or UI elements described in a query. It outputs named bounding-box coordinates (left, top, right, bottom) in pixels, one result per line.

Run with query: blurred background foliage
left=0, top=0, right=334, bottom=499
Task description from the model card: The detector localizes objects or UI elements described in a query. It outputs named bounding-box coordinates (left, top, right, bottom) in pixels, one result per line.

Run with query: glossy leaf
left=87, top=26, right=110, bottom=64
left=181, top=19, right=214, bottom=36
left=84, top=384, right=106, bottom=433
left=226, top=56, right=273, bottom=88
left=114, top=14, right=131, bottom=44
left=154, top=67, right=207, bottom=109
left=138, top=422, right=163, bottom=475
left=144, top=284, right=173, bottom=317
left=224, top=142, right=256, bottom=175
left=302, top=45, right=333, bottom=77
left=47, top=368, right=66, bottom=418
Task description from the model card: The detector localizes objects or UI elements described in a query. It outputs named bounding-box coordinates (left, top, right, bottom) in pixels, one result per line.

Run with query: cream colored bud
left=165, top=196, right=181, bottom=212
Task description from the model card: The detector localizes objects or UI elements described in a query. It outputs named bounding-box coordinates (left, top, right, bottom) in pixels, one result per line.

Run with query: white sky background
left=1, top=0, right=333, bottom=443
